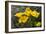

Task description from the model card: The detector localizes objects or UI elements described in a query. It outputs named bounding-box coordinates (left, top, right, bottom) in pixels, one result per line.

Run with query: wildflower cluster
left=14, top=7, right=40, bottom=24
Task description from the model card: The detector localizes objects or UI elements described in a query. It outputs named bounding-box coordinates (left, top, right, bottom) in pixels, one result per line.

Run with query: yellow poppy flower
left=24, top=7, right=32, bottom=16
left=31, top=10, right=40, bottom=18
left=14, top=12, right=24, bottom=17
left=19, top=15, right=29, bottom=23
